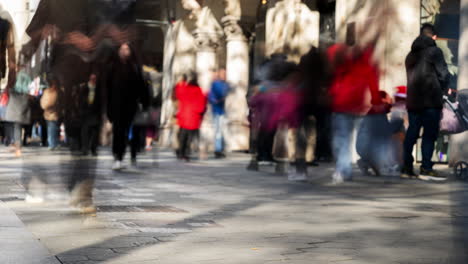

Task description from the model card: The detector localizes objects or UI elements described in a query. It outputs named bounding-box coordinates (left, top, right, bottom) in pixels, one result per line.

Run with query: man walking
left=208, top=68, right=230, bottom=159
left=402, top=23, right=449, bottom=181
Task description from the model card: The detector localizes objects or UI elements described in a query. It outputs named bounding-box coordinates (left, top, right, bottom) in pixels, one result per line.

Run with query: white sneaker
left=288, top=173, right=307, bottom=181
left=112, top=161, right=123, bottom=171
left=25, top=194, right=44, bottom=204
left=331, top=172, right=345, bottom=185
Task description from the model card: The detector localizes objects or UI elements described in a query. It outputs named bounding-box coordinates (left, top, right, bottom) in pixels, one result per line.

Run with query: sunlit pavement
left=0, top=147, right=467, bottom=264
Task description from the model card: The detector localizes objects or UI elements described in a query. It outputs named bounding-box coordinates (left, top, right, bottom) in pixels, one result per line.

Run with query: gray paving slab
left=0, top=201, right=60, bottom=264
left=0, top=148, right=467, bottom=263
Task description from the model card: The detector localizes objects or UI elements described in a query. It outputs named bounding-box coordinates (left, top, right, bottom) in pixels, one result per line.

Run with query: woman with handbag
left=4, top=68, right=32, bottom=157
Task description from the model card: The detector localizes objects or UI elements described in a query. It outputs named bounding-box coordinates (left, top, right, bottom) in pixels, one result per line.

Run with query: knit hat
left=395, top=86, right=407, bottom=98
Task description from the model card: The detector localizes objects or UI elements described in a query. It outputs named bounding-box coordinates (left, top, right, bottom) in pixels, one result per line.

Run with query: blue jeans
left=47, top=121, right=59, bottom=149
left=213, top=114, right=225, bottom=153
left=332, top=113, right=361, bottom=179
left=403, top=109, right=442, bottom=171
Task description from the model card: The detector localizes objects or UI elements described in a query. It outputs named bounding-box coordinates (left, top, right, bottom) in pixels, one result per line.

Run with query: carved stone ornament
left=222, top=16, right=246, bottom=41
left=193, top=30, right=221, bottom=51
left=223, top=0, right=241, bottom=19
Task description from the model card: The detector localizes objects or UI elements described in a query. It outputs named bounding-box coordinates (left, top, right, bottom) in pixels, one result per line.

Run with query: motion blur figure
left=106, top=43, right=149, bottom=171
left=79, top=73, right=102, bottom=156
left=40, top=77, right=60, bottom=150
left=327, top=44, right=382, bottom=184
left=356, top=91, right=397, bottom=177
left=248, top=54, right=297, bottom=169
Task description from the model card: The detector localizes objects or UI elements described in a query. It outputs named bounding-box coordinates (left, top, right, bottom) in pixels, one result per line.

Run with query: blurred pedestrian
left=174, top=72, right=206, bottom=161
left=208, top=68, right=230, bottom=159
left=40, top=77, right=60, bottom=150
left=327, top=44, right=382, bottom=184
left=4, top=67, right=32, bottom=157
left=80, top=73, right=102, bottom=156
left=106, top=43, right=149, bottom=170
left=356, top=91, right=396, bottom=176
left=402, top=23, right=449, bottom=181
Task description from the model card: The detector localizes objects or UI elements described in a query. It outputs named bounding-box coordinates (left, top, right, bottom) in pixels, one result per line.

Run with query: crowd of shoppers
left=0, top=18, right=452, bottom=216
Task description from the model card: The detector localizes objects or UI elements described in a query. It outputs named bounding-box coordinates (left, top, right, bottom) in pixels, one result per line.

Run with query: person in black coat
left=106, top=43, right=149, bottom=170
left=79, top=73, right=103, bottom=156
left=402, top=23, right=449, bottom=180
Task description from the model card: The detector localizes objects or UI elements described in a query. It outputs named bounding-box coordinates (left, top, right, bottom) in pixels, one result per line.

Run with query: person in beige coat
left=40, top=78, right=60, bottom=150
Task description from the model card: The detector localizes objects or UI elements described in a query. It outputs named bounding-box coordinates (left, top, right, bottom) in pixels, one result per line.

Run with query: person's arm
left=40, top=90, right=51, bottom=110
left=432, top=47, right=450, bottom=92
left=368, top=63, right=381, bottom=106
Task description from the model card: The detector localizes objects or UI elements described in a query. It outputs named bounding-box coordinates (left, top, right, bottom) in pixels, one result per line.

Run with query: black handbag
left=133, top=106, right=160, bottom=126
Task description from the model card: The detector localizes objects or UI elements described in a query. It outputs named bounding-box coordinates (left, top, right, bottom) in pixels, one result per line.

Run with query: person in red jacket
left=327, top=43, right=383, bottom=184
left=174, top=72, right=207, bottom=161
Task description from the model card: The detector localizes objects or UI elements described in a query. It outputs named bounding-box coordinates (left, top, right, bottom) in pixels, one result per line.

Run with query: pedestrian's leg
left=41, top=120, right=48, bottom=147
left=178, top=128, right=189, bottom=159
left=331, top=113, right=354, bottom=181
left=90, top=124, right=100, bottom=155
left=81, top=119, right=90, bottom=154
left=130, top=126, right=141, bottom=161
left=266, top=130, right=276, bottom=162
left=295, top=124, right=308, bottom=173
left=420, top=109, right=441, bottom=171
left=112, top=123, right=126, bottom=161
left=403, top=112, right=422, bottom=171
left=47, top=121, right=56, bottom=149
left=214, top=114, right=224, bottom=155
left=13, top=123, right=22, bottom=147
left=185, top=130, right=196, bottom=158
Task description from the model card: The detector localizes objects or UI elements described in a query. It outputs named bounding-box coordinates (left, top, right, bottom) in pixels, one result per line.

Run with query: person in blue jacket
left=208, top=68, right=230, bottom=158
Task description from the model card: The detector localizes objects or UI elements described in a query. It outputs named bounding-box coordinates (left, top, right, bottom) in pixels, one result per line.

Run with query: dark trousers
left=256, top=130, right=276, bottom=162
left=315, top=112, right=332, bottom=160
left=112, top=121, right=141, bottom=161
left=81, top=116, right=100, bottom=154
left=40, top=119, right=48, bottom=147
left=403, top=109, right=442, bottom=171
left=177, top=128, right=197, bottom=159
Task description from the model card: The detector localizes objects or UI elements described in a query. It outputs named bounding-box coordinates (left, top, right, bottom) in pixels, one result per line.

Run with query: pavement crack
left=54, top=256, right=64, bottom=264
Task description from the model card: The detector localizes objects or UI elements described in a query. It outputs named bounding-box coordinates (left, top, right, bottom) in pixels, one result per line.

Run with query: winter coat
left=40, top=88, right=59, bottom=121
left=78, top=82, right=102, bottom=124
left=405, top=35, right=449, bottom=112
left=327, top=44, right=381, bottom=115
left=106, top=60, right=149, bottom=125
left=249, top=83, right=303, bottom=132
left=208, top=80, right=230, bottom=115
left=175, top=82, right=207, bottom=130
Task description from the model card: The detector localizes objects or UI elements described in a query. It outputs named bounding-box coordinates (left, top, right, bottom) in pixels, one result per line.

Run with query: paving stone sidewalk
left=0, top=147, right=467, bottom=264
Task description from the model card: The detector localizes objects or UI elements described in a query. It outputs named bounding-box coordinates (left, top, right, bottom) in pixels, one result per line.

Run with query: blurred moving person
left=4, top=67, right=32, bottom=157
left=40, top=77, right=60, bottom=150
left=356, top=91, right=397, bottom=176
left=327, top=44, right=382, bottom=184
left=402, top=23, right=449, bottom=181
left=208, top=68, right=230, bottom=159
left=106, top=43, right=149, bottom=170
left=389, top=86, right=408, bottom=169
left=80, top=73, right=102, bottom=156
left=174, top=72, right=206, bottom=161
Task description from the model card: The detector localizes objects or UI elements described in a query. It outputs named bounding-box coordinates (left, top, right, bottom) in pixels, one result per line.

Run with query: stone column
left=222, top=16, right=250, bottom=151
left=449, top=0, right=468, bottom=166
left=194, top=31, right=221, bottom=158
